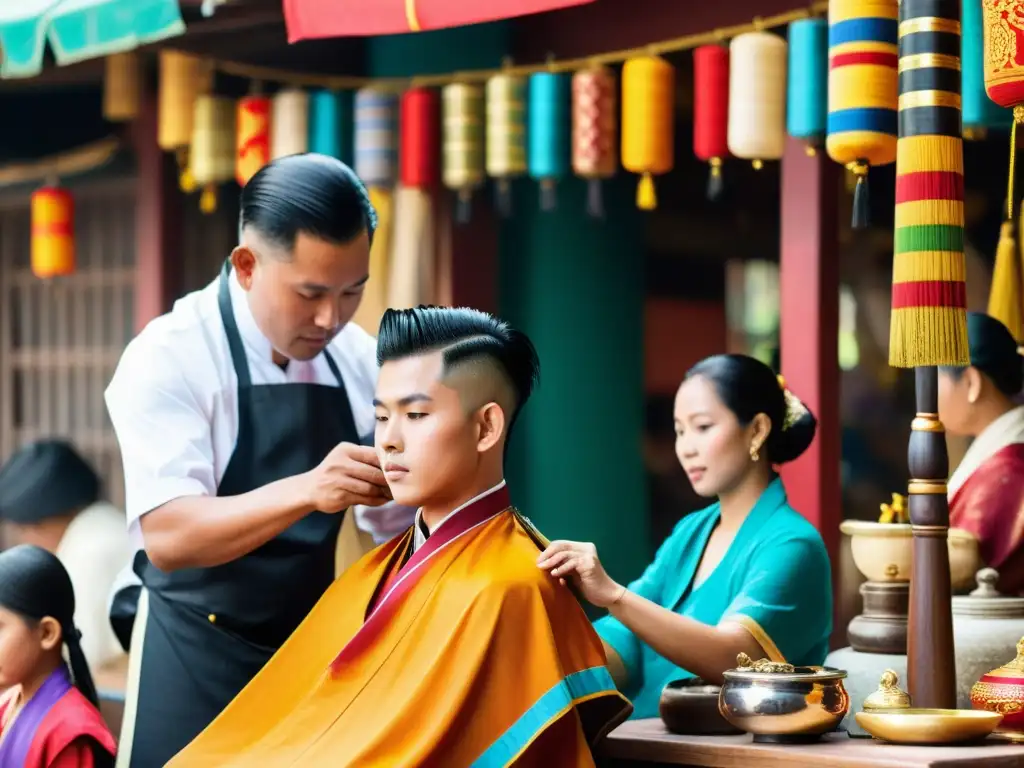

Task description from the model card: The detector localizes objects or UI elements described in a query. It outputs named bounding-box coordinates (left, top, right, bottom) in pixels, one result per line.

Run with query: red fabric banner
left=283, top=0, right=595, bottom=41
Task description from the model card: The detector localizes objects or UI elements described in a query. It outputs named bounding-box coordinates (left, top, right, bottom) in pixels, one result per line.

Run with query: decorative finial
left=863, top=669, right=911, bottom=711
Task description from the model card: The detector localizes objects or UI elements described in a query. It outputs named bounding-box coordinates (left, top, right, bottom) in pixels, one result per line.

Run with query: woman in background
left=0, top=545, right=116, bottom=767
left=539, top=354, right=833, bottom=719
left=940, top=312, right=1024, bottom=593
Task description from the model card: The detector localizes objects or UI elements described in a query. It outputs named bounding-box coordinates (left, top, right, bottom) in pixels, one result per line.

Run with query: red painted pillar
left=131, top=80, right=182, bottom=334
left=778, top=137, right=841, bottom=565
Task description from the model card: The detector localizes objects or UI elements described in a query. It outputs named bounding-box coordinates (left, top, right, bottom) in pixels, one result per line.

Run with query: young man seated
left=168, top=305, right=632, bottom=767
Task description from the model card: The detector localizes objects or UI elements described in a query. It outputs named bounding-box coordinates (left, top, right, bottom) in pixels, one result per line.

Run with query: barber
left=105, top=155, right=414, bottom=767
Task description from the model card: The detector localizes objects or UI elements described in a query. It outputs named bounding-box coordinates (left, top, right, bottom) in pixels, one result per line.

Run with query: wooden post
left=131, top=77, right=182, bottom=334
left=778, top=137, right=842, bottom=566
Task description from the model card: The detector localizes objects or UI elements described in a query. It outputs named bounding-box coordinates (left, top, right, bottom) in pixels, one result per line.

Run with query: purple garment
left=0, top=665, right=72, bottom=767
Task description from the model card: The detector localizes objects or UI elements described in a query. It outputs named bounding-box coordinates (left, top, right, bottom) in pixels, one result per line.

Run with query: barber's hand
left=306, top=443, right=392, bottom=513
left=537, top=540, right=625, bottom=608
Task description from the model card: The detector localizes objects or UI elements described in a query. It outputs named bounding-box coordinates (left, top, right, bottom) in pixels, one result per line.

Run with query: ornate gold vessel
left=971, top=636, right=1024, bottom=731
left=862, top=669, right=912, bottom=712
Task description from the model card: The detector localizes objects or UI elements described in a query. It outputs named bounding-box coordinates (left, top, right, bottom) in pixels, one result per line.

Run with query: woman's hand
left=537, top=540, right=626, bottom=608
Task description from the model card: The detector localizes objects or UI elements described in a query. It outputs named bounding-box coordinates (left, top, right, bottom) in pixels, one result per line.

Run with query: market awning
left=0, top=0, right=185, bottom=79
left=282, top=0, right=595, bottom=41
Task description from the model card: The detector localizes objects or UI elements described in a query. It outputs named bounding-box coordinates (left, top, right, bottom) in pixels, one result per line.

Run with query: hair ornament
left=776, top=374, right=807, bottom=432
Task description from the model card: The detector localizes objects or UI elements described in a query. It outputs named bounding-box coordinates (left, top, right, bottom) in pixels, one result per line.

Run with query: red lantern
left=693, top=44, right=730, bottom=200
left=400, top=87, right=440, bottom=189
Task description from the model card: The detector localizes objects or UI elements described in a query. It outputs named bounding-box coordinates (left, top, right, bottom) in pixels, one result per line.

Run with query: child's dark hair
left=0, top=545, right=99, bottom=706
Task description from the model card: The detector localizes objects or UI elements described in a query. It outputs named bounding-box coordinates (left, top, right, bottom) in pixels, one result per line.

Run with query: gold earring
left=750, top=444, right=760, bottom=462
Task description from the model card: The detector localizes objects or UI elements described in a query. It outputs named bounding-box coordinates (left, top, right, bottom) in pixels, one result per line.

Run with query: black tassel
left=851, top=173, right=870, bottom=229
left=586, top=179, right=605, bottom=218
left=455, top=190, right=472, bottom=224
left=707, top=160, right=724, bottom=202
left=539, top=180, right=557, bottom=212
left=496, top=180, right=513, bottom=218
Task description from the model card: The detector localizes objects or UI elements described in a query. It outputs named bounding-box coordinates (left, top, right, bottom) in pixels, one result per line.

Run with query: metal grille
left=0, top=178, right=136, bottom=510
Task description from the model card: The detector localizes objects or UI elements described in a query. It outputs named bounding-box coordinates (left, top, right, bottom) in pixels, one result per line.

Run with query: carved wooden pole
left=890, top=0, right=968, bottom=708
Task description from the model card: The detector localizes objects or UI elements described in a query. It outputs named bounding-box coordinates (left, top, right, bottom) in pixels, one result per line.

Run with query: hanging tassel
left=176, top=147, right=196, bottom=193
left=637, top=172, right=657, bottom=211
left=200, top=185, right=217, bottom=214
left=586, top=179, right=605, bottom=219
left=455, top=190, right=473, bottom=225
left=539, top=179, right=557, bottom=212
left=849, top=160, right=869, bottom=229
left=988, top=217, right=1023, bottom=342
left=707, top=157, right=724, bottom=201
left=496, top=179, right=513, bottom=218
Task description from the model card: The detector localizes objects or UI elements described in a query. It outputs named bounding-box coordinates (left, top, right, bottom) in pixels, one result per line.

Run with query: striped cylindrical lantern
left=31, top=186, right=75, bottom=279
left=889, top=0, right=968, bottom=368
left=963, top=0, right=1008, bottom=137
left=442, top=83, right=485, bottom=223
left=787, top=18, right=828, bottom=153
left=354, top=88, right=398, bottom=188
left=190, top=95, right=236, bottom=214
left=527, top=72, right=570, bottom=211
left=693, top=45, right=730, bottom=201
left=572, top=66, right=617, bottom=218
left=486, top=73, right=527, bottom=217
left=826, top=0, right=899, bottom=229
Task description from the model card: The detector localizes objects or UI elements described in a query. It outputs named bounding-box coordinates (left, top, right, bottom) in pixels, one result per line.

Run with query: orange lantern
left=31, top=186, right=74, bottom=278
left=236, top=95, right=271, bottom=187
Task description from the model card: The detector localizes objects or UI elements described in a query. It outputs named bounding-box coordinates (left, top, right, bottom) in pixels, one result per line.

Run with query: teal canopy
left=0, top=0, right=185, bottom=79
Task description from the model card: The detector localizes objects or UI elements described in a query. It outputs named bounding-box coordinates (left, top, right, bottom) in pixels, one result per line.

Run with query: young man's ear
left=476, top=402, right=506, bottom=453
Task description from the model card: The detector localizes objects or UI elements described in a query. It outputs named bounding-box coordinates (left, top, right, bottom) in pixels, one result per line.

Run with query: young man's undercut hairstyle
left=239, top=153, right=377, bottom=254
left=376, top=306, right=540, bottom=434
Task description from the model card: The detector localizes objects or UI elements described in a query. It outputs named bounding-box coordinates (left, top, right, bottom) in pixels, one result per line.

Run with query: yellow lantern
left=191, top=95, right=236, bottom=214
left=621, top=56, right=674, bottom=210
left=442, top=83, right=485, bottom=222
left=103, top=52, right=140, bottom=122
left=31, top=186, right=74, bottom=279
left=485, top=73, right=527, bottom=217
left=158, top=51, right=211, bottom=192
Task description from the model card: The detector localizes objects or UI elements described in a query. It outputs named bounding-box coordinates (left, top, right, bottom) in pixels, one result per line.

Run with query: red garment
left=0, top=686, right=116, bottom=768
left=950, top=442, right=1024, bottom=594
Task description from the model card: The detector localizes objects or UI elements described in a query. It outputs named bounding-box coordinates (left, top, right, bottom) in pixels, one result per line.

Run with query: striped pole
left=892, top=0, right=966, bottom=710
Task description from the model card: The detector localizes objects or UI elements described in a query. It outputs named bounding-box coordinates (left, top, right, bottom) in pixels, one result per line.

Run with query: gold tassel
left=636, top=172, right=657, bottom=210
left=888, top=308, right=970, bottom=368
left=989, top=218, right=1023, bottom=342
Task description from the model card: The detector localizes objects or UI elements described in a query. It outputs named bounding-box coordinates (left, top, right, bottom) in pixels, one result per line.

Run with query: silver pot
left=952, top=568, right=1024, bottom=709
left=718, top=658, right=850, bottom=743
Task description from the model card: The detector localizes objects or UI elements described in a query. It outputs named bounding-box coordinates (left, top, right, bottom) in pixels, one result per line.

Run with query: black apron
left=125, top=261, right=360, bottom=767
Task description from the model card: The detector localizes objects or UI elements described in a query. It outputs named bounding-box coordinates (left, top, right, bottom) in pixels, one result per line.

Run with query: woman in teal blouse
left=539, top=354, right=833, bottom=719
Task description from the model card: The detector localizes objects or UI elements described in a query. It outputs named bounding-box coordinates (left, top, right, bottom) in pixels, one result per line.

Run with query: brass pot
left=840, top=520, right=978, bottom=590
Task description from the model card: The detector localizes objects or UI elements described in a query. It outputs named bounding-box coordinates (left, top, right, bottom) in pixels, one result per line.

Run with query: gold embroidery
left=984, top=1, right=1024, bottom=88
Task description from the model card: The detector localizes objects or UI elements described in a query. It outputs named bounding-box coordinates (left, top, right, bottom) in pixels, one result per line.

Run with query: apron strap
left=323, top=348, right=345, bottom=387
left=217, top=259, right=253, bottom=389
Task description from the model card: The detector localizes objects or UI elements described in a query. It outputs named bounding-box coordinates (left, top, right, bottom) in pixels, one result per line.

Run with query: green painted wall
left=367, top=31, right=651, bottom=586
left=499, top=176, right=649, bottom=586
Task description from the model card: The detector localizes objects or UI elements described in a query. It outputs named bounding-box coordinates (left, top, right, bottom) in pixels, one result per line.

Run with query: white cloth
left=104, top=271, right=415, bottom=552
left=949, top=405, right=1024, bottom=497
left=411, top=480, right=506, bottom=552
left=56, top=501, right=130, bottom=670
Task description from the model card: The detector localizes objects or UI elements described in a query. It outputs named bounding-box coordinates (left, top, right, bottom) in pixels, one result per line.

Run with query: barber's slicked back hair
left=239, top=153, right=377, bottom=253
left=377, top=306, right=540, bottom=431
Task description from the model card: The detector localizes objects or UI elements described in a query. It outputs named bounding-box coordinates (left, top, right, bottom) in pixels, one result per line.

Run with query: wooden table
left=600, top=719, right=1024, bottom=768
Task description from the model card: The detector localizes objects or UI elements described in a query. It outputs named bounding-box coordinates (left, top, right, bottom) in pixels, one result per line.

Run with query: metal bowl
left=719, top=665, right=850, bottom=743
left=659, top=678, right=742, bottom=735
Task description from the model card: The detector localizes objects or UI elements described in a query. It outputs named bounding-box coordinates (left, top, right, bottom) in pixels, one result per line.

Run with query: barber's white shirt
left=104, top=272, right=414, bottom=552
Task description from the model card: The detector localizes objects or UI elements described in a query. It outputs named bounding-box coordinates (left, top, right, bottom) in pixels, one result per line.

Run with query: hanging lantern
left=191, top=95, right=235, bottom=214
left=158, top=51, right=210, bottom=193
left=31, top=186, right=74, bottom=279
left=527, top=72, right=570, bottom=212
left=963, top=0, right=1009, bottom=138
left=442, top=83, right=485, bottom=223
left=621, top=56, right=674, bottom=211
left=693, top=45, right=730, bottom=201
left=236, top=95, right=271, bottom=187
left=728, top=32, right=787, bottom=170
left=889, top=0, right=968, bottom=368
left=826, top=0, right=898, bottom=229
left=354, top=88, right=398, bottom=188
left=486, top=73, right=527, bottom=217
left=309, top=90, right=354, bottom=162
left=400, top=87, right=440, bottom=189
left=103, top=52, right=140, bottom=122
left=787, top=18, right=828, bottom=154
left=572, top=65, right=616, bottom=218
left=270, top=89, right=310, bottom=160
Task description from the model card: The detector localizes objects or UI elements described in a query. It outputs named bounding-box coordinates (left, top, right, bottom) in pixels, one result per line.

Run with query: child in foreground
left=0, top=544, right=116, bottom=767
